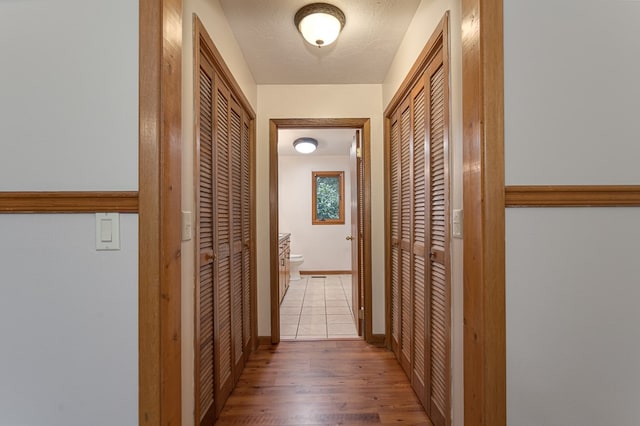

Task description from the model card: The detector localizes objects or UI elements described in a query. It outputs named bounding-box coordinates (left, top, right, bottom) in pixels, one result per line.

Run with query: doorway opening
left=269, top=118, right=372, bottom=344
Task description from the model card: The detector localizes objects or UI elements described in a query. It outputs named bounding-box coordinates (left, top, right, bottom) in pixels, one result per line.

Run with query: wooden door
left=386, top=30, right=450, bottom=426
left=399, top=98, right=413, bottom=375
left=212, top=74, right=234, bottom=415
left=195, top=56, right=216, bottom=426
left=425, top=51, right=449, bottom=426
left=240, top=113, right=252, bottom=358
left=389, top=113, right=401, bottom=357
left=411, top=76, right=428, bottom=407
left=229, top=98, right=246, bottom=381
left=349, top=133, right=361, bottom=334
left=194, top=16, right=255, bottom=425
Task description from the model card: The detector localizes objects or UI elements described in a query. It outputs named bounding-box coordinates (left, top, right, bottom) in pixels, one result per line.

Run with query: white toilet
left=289, top=254, right=304, bottom=280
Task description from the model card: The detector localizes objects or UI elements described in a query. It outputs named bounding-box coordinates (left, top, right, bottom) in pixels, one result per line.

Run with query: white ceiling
left=278, top=128, right=356, bottom=156
left=219, top=0, right=421, bottom=84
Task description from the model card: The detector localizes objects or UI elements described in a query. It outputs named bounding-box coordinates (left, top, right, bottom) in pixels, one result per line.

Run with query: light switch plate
left=181, top=210, right=192, bottom=241
left=452, top=209, right=463, bottom=239
left=96, top=213, right=120, bottom=250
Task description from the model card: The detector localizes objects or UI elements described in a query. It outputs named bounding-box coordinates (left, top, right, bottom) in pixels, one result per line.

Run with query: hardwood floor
left=216, top=340, right=433, bottom=425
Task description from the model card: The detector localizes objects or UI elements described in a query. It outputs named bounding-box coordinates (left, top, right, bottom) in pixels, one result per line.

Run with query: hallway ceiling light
left=294, top=3, right=345, bottom=48
left=293, top=137, right=318, bottom=154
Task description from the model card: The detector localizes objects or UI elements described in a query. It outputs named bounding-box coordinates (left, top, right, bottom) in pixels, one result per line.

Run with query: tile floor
left=279, top=274, right=359, bottom=340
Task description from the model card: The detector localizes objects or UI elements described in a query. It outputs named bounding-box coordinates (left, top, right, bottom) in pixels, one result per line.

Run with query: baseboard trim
left=300, top=270, right=352, bottom=276
left=368, top=334, right=386, bottom=347
left=257, top=336, right=272, bottom=346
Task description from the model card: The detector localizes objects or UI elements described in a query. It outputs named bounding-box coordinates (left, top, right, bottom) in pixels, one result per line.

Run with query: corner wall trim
left=505, top=185, right=640, bottom=207
left=0, top=191, right=139, bottom=213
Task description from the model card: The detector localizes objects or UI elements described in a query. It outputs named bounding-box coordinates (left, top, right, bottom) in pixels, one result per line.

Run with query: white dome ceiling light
left=294, top=3, right=346, bottom=48
left=293, top=137, right=318, bottom=154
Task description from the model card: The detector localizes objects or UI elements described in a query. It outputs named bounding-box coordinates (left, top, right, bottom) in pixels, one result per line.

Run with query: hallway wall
left=505, top=1, right=640, bottom=425
left=0, top=1, right=139, bottom=425
left=256, top=84, right=385, bottom=336
left=279, top=155, right=352, bottom=272
left=180, top=1, right=258, bottom=425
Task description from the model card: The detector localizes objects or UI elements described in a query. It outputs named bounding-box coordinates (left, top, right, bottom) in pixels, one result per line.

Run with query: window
left=312, top=171, right=344, bottom=225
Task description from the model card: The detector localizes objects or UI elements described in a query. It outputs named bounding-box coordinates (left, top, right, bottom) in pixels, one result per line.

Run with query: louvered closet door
left=196, top=58, right=216, bottom=425
left=425, top=51, right=449, bottom=426
left=389, top=113, right=401, bottom=356
left=411, top=77, right=428, bottom=407
left=241, top=115, right=252, bottom=355
left=399, top=99, right=413, bottom=375
left=229, top=98, right=245, bottom=379
left=387, top=44, right=450, bottom=426
left=213, top=75, right=234, bottom=414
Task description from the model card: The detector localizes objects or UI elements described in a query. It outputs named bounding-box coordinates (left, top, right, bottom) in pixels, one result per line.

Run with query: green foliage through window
left=312, top=171, right=344, bottom=225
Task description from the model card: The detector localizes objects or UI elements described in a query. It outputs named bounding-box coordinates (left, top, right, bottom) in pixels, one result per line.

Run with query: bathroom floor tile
left=327, top=323, right=357, bottom=335
left=280, top=306, right=302, bottom=315
left=303, top=300, right=326, bottom=307
left=326, top=306, right=351, bottom=315
left=325, top=301, right=349, bottom=308
left=299, top=314, right=326, bottom=325
left=280, top=324, right=299, bottom=336
left=301, top=306, right=325, bottom=315
left=280, top=335, right=296, bottom=340
left=297, top=324, right=326, bottom=336
left=280, top=274, right=360, bottom=341
left=280, top=314, right=301, bottom=325
left=326, top=314, right=354, bottom=324
left=281, top=302, right=303, bottom=310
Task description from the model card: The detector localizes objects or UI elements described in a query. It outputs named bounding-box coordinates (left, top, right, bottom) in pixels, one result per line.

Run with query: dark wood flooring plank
left=216, top=340, right=432, bottom=425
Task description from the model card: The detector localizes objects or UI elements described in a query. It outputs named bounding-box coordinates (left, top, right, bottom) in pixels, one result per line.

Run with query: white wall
left=0, top=1, right=139, bottom=425
left=0, top=0, right=138, bottom=191
left=180, top=1, right=258, bottom=425
left=257, top=84, right=385, bottom=336
left=0, top=215, right=139, bottom=426
left=505, top=0, right=640, bottom=185
left=382, top=1, right=464, bottom=424
left=279, top=155, right=352, bottom=271
left=505, top=1, right=640, bottom=425
left=506, top=208, right=640, bottom=426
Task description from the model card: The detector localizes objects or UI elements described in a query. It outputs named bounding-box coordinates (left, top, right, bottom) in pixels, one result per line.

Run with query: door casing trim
left=269, top=118, right=373, bottom=344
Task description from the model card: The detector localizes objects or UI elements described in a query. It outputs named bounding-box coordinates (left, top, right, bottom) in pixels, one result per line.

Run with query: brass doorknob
left=346, top=236, right=354, bottom=241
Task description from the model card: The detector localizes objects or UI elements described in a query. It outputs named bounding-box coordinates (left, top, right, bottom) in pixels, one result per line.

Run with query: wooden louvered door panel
left=195, top=57, right=216, bottom=426
left=241, top=116, right=252, bottom=356
left=387, top=42, right=450, bottom=425
left=399, top=99, right=413, bottom=375
left=229, top=99, right=245, bottom=380
left=410, top=77, right=428, bottom=407
left=194, top=18, right=255, bottom=426
left=425, top=51, right=449, bottom=426
left=389, top=113, right=401, bottom=356
left=213, top=75, right=234, bottom=415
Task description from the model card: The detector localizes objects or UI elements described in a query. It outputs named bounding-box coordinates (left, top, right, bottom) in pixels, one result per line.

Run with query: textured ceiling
left=278, top=128, right=355, bottom=156
left=219, top=0, right=421, bottom=84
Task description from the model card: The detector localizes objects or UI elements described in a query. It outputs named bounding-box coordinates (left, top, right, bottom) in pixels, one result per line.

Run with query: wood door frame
left=138, top=0, right=183, bottom=424
left=461, top=0, right=506, bottom=424
left=136, top=0, right=507, bottom=424
left=269, top=118, right=373, bottom=344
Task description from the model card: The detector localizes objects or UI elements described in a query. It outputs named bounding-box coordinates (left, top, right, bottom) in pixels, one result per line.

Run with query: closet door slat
left=390, top=115, right=401, bottom=355
left=427, top=61, right=449, bottom=426
left=411, top=83, right=428, bottom=405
